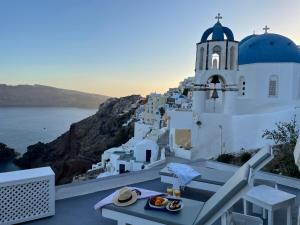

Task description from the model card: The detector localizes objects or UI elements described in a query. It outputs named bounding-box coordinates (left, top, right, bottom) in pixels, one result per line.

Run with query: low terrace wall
left=0, top=167, right=55, bottom=225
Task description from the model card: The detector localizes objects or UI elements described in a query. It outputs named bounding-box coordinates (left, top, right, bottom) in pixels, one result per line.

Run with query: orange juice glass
left=174, top=189, right=181, bottom=198
left=166, top=187, right=173, bottom=196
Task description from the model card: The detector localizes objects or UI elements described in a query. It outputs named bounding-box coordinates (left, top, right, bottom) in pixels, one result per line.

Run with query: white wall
left=192, top=113, right=233, bottom=159
left=292, top=63, right=300, bottom=99
left=110, top=153, right=121, bottom=170
left=237, top=63, right=297, bottom=113
left=168, top=110, right=193, bottom=129
left=115, top=160, right=131, bottom=173
left=131, top=161, right=144, bottom=171
left=232, top=107, right=300, bottom=151
left=101, top=147, right=120, bottom=163
left=190, top=107, right=300, bottom=160
left=134, top=122, right=151, bottom=139
left=134, top=148, right=145, bottom=162
left=174, top=148, right=192, bottom=159
left=134, top=139, right=159, bottom=162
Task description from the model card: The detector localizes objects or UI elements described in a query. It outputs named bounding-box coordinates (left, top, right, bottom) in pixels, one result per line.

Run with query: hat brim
left=112, top=190, right=138, bottom=207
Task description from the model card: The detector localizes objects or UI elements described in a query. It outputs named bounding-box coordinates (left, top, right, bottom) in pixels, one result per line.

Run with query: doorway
left=146, top=150, right=152, bottom=162
left=119, top=164, right=125, bottom=174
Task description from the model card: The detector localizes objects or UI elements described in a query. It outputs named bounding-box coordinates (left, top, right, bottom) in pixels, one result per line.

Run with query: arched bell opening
left=212, top=46, right=222, bottom=69
left=205, top=75, right=226, bottom=113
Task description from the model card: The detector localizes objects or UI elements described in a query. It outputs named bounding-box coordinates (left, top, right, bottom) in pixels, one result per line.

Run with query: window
left=239, top=76, right=246, bottom=96
left=269, top=75, right=278, bottom=97
left=212, top=46, right=221, bottom=69
left=212, top=55, right=219, bottom=69
left=229, top=46, right=235, bottom=70
left=199, top=47, right=204, bottom=70
left=175, top=129, right=191, bottom=149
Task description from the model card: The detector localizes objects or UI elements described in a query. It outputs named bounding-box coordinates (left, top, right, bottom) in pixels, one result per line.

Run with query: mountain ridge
left=0, top=84, right=110, bottom=108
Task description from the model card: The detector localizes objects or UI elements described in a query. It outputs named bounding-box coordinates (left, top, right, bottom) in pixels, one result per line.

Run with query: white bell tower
left=193, top=14, right=239, bottom=115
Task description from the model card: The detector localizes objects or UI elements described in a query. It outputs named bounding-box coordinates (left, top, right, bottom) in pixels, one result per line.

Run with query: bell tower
left=193, top=14, right=239, bottom=114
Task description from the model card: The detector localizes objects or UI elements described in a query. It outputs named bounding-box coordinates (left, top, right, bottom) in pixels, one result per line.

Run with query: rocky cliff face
left=0, top=143, right=19, bottom=162
left=15, top=95, right=143, bottom=185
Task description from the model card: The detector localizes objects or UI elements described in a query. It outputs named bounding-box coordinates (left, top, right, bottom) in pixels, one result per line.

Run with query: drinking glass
left=166, top=187, right=173, bottom=196
left=174, top=189, right=181, bottom=198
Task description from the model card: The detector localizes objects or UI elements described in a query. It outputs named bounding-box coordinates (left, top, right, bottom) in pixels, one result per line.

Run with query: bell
left=211, top=89, right=219, bottom=99
left=210, top=75, right=220, bottom=84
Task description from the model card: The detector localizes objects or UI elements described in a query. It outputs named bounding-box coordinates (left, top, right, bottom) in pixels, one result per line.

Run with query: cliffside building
left=141, top=93, right=166, bottom=126
left=96, top=138, right=164, bottom=178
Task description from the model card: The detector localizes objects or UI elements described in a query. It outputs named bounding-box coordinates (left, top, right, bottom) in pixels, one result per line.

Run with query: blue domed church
left=169, top=14, right=300, bottom=159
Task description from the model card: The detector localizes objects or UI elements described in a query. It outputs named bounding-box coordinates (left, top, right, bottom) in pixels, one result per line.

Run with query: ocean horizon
left=0, top=107, right=97, bottom=172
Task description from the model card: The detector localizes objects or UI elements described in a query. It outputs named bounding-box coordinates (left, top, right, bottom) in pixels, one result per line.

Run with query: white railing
left=0, top=167, right=55, bottom=225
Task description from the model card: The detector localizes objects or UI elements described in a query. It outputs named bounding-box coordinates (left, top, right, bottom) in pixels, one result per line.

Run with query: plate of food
left=149, top=196, right=169, bottom=208
left=166, top=199, right=184, bottom=211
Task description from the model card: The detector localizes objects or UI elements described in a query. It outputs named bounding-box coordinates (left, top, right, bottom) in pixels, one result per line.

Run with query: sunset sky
left=0, top=0, right=300, bottom=97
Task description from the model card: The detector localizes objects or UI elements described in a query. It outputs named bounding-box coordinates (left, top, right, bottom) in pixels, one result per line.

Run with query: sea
left=0, top=107, right=97, bottom=173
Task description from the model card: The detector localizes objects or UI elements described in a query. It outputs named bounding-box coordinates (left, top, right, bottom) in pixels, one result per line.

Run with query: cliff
left=0, top=143, right=19, bottom=162
left=15, top=95, right=143, bottom=184
left=0, top=84, right=109, bottom=108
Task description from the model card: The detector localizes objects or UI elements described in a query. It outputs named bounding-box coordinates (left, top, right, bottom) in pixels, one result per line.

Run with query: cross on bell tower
left=263, top=25, right=270, bottom=33
left=215, top=13, right=222, bottom=22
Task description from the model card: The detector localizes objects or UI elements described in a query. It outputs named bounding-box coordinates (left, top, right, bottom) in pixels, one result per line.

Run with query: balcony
left=1, top=157, right=300, bottom=225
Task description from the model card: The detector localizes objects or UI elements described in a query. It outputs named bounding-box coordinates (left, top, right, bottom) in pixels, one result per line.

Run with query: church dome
left=239, top=33, right=300, bottom=65
left=239, top=34, right=257, bottom=46
left=201, top=22, right=235, bottom=43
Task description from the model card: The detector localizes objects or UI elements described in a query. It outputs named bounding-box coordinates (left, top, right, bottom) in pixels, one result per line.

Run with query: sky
left=0, top=0, right=299, bottom=97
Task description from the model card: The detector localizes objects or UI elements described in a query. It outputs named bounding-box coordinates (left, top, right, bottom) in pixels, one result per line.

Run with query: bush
left=216, top=153, right=235, bottom=164
left=240, top=151, right=252, bottom=164
left=261, top=115, right=300, bottom=178
left=262, top=115, right=299, bottom=147
left=264, top=144, right=300, bottom=178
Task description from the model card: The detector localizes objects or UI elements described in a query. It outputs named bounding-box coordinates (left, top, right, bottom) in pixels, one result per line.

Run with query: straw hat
left=112, top=187, right=138, bottom=206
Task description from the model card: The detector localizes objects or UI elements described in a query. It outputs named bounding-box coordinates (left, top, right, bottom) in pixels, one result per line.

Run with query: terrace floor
left=20, top=157, right=300, bottom=225
left=22, top=178, right=171, bottom=225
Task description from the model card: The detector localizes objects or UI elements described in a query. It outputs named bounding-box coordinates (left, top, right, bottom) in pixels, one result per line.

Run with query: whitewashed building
left=165, top=90, right=192, bottom=110
left=168, top=15, right=300, bottom=159
left=141, top=93, right=167, bottom=126
left=179, top=76, right=194, bottom=99
left=97, top=137, right=164, bottom=178
left=134, top=139, right=159, bottom=163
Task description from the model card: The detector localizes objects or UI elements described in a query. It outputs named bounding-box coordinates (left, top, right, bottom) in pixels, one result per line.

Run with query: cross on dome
left=263, top=25, right=270, bottom=33
left=201, top=13, right=234, bottom=42
left=215, top=13, right=222, bottom=22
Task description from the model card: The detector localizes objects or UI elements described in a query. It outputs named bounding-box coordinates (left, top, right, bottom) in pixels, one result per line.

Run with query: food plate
left=166, top=200, right=184, bottom=212
left=148, top=196, right=169, bottom=209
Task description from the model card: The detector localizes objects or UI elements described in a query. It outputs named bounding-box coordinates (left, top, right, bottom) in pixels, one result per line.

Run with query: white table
left=102, top=197, right=204, bottom=225
left=243, top=185, right=296, bottom=225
